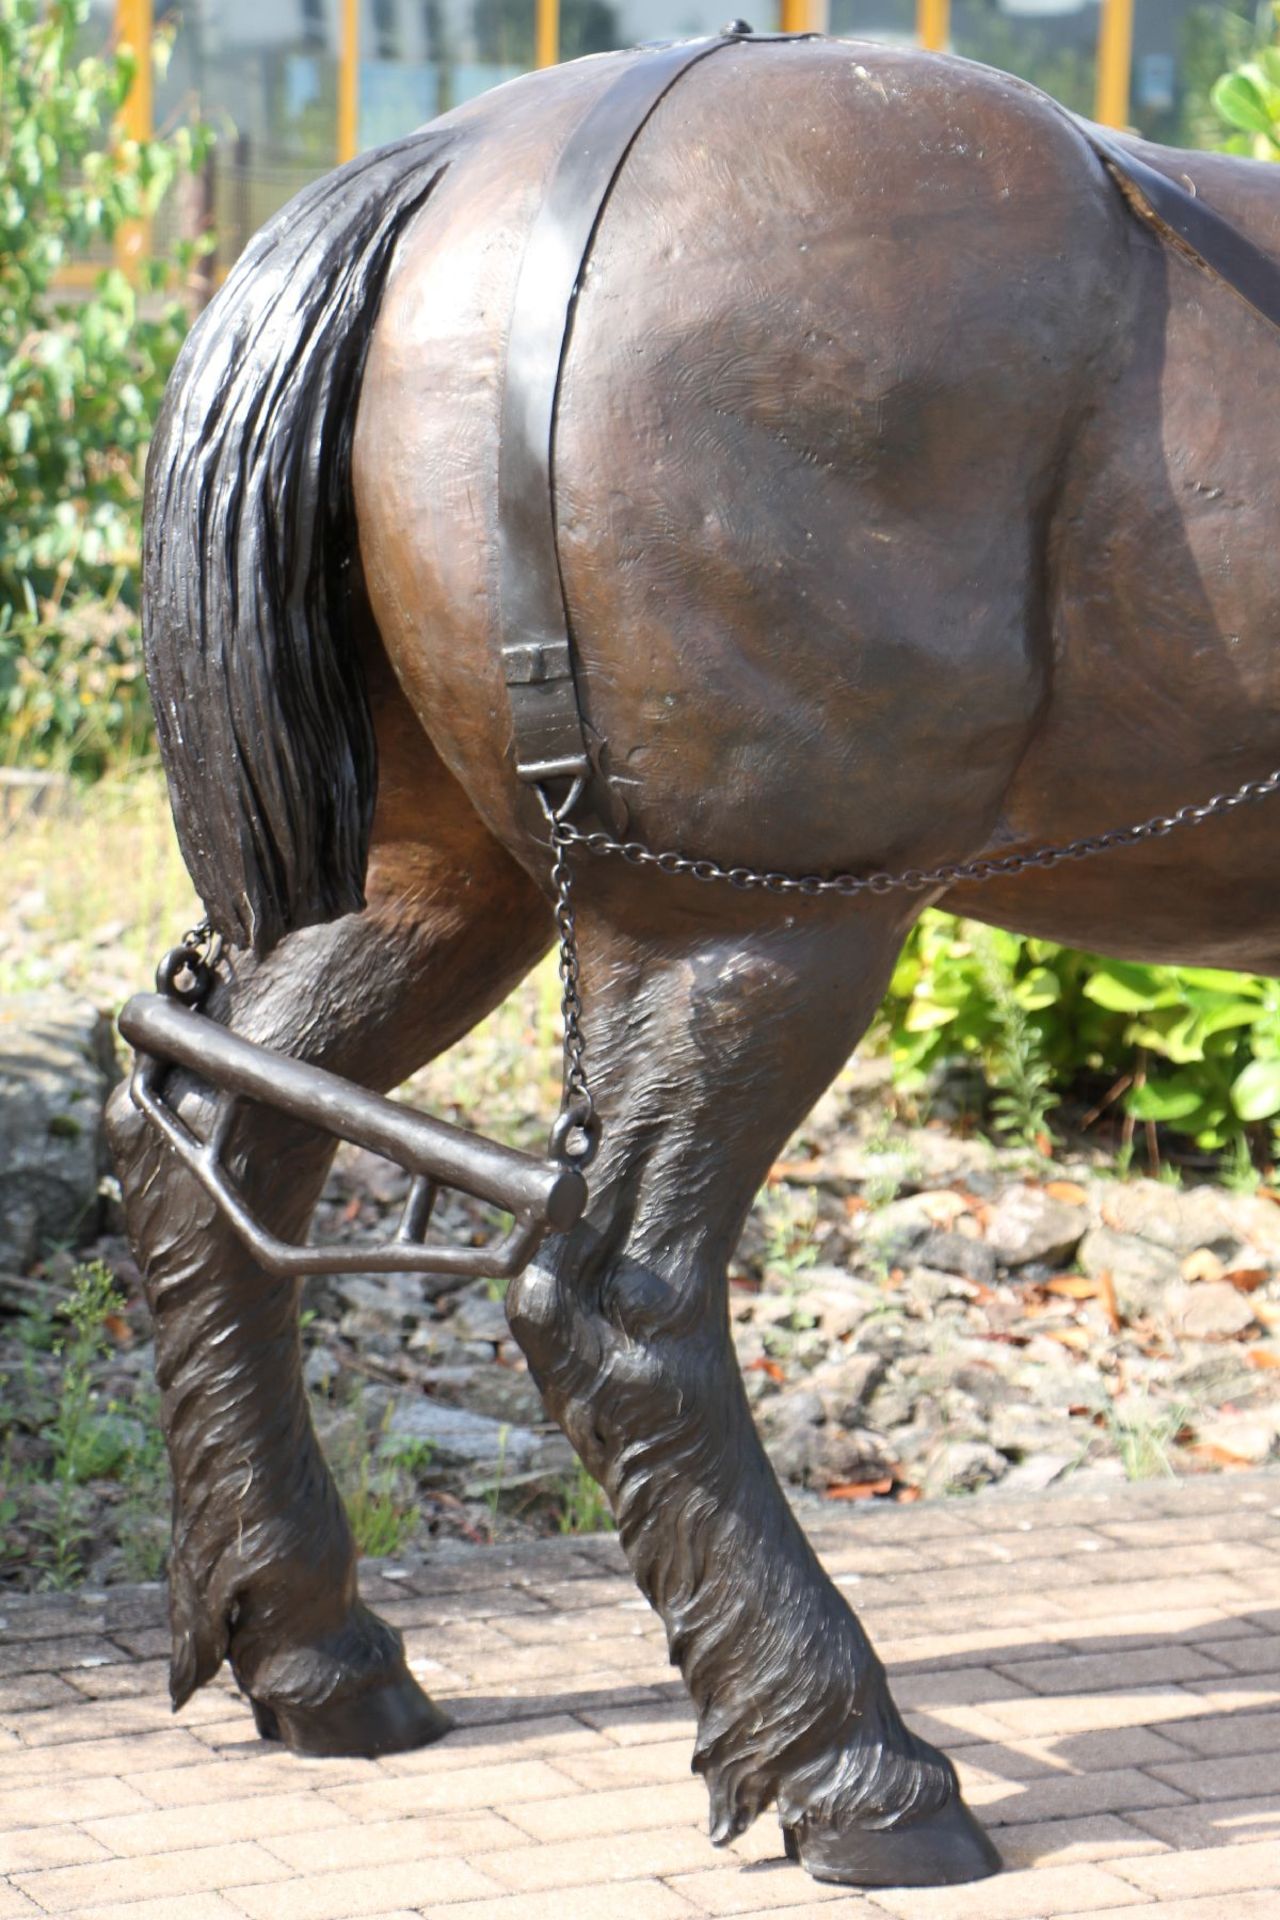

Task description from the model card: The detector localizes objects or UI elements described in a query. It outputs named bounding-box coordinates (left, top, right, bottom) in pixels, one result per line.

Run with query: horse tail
left=143, top=129, right=455, bottom=955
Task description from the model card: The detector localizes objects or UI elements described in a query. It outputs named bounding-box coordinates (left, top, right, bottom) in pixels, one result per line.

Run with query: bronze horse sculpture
left=108, top=25, right=1280, bottom=1892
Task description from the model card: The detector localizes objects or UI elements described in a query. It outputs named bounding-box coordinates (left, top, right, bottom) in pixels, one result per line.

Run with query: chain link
left=536, top=764, right=1280, bottom=1169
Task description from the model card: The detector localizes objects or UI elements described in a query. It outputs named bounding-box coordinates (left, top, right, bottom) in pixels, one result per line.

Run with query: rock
left=865, top=1375, right=918, bottom=1429
left=1168, top=1281, right=1257, bottom=1342
left=921, top=1439, right=1009, bottom=1496
left=989, top=1403, right=1085, bottom=1458
left=993, top=1453, right=1077, bottom=1494
left=332, top=1273, right=434, bottom=1327
left=303, top=1346, right=341, bottom=1392
left=811, top=1351, right=886, bottom=1425
left=904, top=1266, right=979, bottom=1311
left=793, top=1130, right=996, bottom=1194
left=858, top=1191, right=969, bottom=1261
left=448, top=1288, right=512, bottom=1346
left=1079, top=1226, right=1182, bottom=1319
left=983, top=1185, right=1087, bottom=1268
left=0, top=993, right=119, bottom=1272
left=914, top=1231, right=997, bottom=1289
left=1098, top=1181, right=1239, bottom=1258
left=761, top=1391, right=892, bottom=1489
left=381, top=1396, right=572, bottom=1475
left=1192, top=1407, right=1280, bottom=1464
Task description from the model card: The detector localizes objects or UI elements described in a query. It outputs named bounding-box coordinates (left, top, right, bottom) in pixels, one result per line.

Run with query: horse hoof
left=782, top=1793, right=1001, bottom=1889
left=250, top=1668, right=452, bottom=1758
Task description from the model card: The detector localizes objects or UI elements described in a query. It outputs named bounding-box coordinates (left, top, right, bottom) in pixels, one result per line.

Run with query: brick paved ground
left=0, top=1472, right=1277, bottom=1920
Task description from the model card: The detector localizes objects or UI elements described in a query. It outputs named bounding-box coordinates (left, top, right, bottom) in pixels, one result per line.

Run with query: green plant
left=0, top=0, right=210, bottom=772
left=880, top=915, right=1280, bottom=1172
left=556, top=1460, right=614, bottom=1535
left=1211, top=4, right=1280, bottom=155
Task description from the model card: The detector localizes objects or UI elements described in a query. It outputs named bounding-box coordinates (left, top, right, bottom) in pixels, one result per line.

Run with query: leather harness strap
left=497, top=26, right=785, bottom=786
left=497, top=30, right=1280, bottom=794
left=1084, top=123, right=1280, bottom=340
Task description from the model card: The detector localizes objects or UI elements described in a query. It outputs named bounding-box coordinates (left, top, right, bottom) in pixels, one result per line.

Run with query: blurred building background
left=92, top=1, right=1269, bottom=268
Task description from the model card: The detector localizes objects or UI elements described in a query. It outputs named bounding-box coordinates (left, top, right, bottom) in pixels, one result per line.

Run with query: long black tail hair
left=143, top=130, right=456, bottom=954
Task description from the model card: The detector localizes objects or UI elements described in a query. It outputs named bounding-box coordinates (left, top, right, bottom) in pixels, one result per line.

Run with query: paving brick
left=1095, top=1512, right=1279, bottom=1548
left=444, top=1674, right=663, bottom=1722
left=0, top=1636, right=124, bottom=1684
left=1182, top=1676, right=1280, bottom=1713
left=1193, top=1637, right=1280, bottom=1675
left=128, top=1752, right=367, bottom=1808
left=263, top=1812, right=529, bottom=1872
left=1054, top=1610, right=1257, bottom=1654
left=59, top=1657, right=171, bottom=1700
left=665, top=1863, right=848, bottom=1912
left=993, top=1815, right=1170, bottom=1869
left=710, top=1905, right=883, bottom=1920
left=555, top=1737, right=693, bottom=1791
left=12, top=1693, right=168, bottom=1744
left=0, top=1775, right=152, bottom=1834
left=1108, top=1838, right=1280, bottom=1897
left=1149, top=1752, right=1280, bottom=1802
left=415, top=1883, right=697, bottom=1920
left=1155, top=1709, right=1280, bottom=1759
left=0, top=1884, right=40, bottom=1917
left=964, top=1765, right=1187, bottom=1828
left=379, top=1714, right=601, bottom=1775
left=954, top=1724, right=1192, bottom=1786
left=0, top=1725, right=216, bottom=1787
left=502, top=1778, right=707, bottom=1843
left=984, top=1688, right=1211, bottom=1740
left=992, top=1647, right=1228, bottom=1698
left=1050, top=1577, right=1249, bottom=1620
left=470, top=1823, right=714, bottom=1892
left=1057, top=1897, right=1279, bottom=1920
left=866, top=1862, right=1149, bottom=1918
left=0, top=1673, right=83, bottom=1718
left=1124, top=1794, right=1280, bottom=1851
left=913, top=1527, right=1115, bottom=1570
left=225, top=1856, right=501, bottom=1918
left=71, top=1898, right=273, bottom=1920
left=894, top=1660, right=1039, bottom=1705
left=575, top=1698, right=695, bottom=1747
left=324, top=1759, right=578, bottom=1823
left=13, top=1840, right=292, bottom=1911
left=0, top=1822, right=112, bottom=1872
left=82, top=1790, right=353, bottom=1856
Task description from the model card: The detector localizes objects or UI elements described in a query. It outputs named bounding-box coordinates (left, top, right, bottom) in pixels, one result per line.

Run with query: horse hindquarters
left=505, top=891, right=999, bottom=1887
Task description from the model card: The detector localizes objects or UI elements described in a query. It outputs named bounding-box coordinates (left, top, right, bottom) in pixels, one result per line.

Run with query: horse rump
left=143, top=130, right=455, bottom=955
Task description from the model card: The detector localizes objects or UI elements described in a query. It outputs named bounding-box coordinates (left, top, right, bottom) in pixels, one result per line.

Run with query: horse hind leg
left=506, top=893, right=1000, bottom=1888
left=107, top=721, right=551, bottom=1757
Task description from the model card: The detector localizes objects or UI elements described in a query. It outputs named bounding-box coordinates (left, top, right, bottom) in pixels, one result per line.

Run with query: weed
left=970, top=929, right=1059, bottom=1151
left=1101, top=1390, right=1192, bottom=1482
left=1221, top=1131, right=1262, bottom=1194
left=556, top=1461, right=614, bottom=1535
left=486, top=1425, right=510, bottom=1537
left=760, top=1186, right=820, bottom=1285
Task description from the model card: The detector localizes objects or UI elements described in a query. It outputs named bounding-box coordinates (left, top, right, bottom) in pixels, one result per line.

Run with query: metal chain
left=537, top=763, right=1280, bottom=1169
left=542, top=797, right=601, bottom=1171
left=546, top=765, right=1280, bottom=900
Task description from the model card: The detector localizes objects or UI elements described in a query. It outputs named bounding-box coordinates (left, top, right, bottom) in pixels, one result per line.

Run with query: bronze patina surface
left=110, top=31, right=1280, bottom=1891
